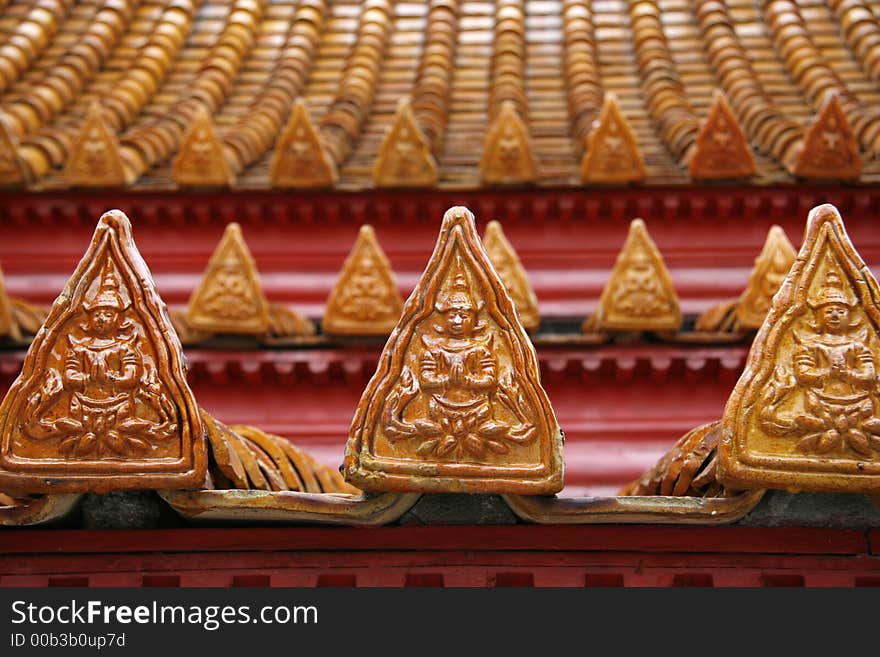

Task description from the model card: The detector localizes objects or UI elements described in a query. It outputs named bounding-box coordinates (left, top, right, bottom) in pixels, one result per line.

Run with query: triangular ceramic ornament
left=719, top=204, right=880, bottom=493
left=580, top=93, right=645, bottom=184
left=587, top=219, right=681, bottom=332
left=0, top=114, right=26, bottom=184
left=373, top=98, right=438, bottom=187
left=0, top=210, right=206, bottom=494
left=0, top=263, right=15, bottom=338
left=270, top=99, right=338, bottom=188
left=688, top=91, right=755, bottom=180
left=172, top=107, right=234, bottom=187
left=790, top=94, right=861, bottom=180
left=482, top=220, right=540, bottom=331
left=734, top=225, right=797, bottom=329
left=323, top=225, right=403, bottom=336
left=344, top=206, right=564, bottom=494
left=65, top=103, right=128, bottom=187
left=480, top=101, right=537, bottom=185
left=186, top=222, right=270, bottom=334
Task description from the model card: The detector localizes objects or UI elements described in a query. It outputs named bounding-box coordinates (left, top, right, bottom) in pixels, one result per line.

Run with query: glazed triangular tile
left=186, top=223, right=270, bottom=334
left=65, top=103, right=128, bottom=187
left=483, top=220, right=540, bottom=331
left=580, top=93, right=645, bottom=184
left=720, top=204, right=880, bottom=492
left=345, top=206, right=563, bottom=494
left=588, top=219, right=681, bottom=332
left=270, top=99, right=337, bottom=188
left=0, top=210, right=206, bottom=493
left=373, top=98, right=438, bottom=188
left=323, top=225, right=403, bottom=336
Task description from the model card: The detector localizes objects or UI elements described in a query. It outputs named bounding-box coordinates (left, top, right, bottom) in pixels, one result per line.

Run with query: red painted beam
left=0, top=526, right=868, bottom=556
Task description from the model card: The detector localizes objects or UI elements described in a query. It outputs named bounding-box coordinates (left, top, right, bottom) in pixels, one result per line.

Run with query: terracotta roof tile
left=3, top=0, right=880, bottom=190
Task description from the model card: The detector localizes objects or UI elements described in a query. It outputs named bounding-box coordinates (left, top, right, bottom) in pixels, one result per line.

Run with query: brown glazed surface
left=345, top=206, right=563, bottom=494
left=482, top=220, right=540, bottom=331
left=186, top=222, right=270, bottom=335
left=373, top=98, right=438, bottom=188
left=689, top=91, right=756, bottom=180
left=720, top=203, right=880, bottom=492
left=790, top=95, right=861, bottom=179
left=270, top=99, right=337, bottom=189
left=586, top=218, right=681, bottom=332
left=323, top=224, right=403, bottom=336
left=0, top=210, right=206, bottom=493
left=480, top=101, right=537, bottom=185
left=64, top=102, right=127, bottom=187
left=172, top=107, right=233, bottom=187
left=580, top=93, right=645, bottom=184
left=735, top=225, right=797, bottom=329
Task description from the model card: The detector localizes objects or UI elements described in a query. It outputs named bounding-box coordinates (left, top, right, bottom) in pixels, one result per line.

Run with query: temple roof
left=2, top=0, right=880, bottom=191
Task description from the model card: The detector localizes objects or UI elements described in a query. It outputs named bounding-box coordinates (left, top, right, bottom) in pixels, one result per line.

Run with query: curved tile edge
left=158, top=489, right=421, bottom=526
left=502, top=490, right=766, bottom=525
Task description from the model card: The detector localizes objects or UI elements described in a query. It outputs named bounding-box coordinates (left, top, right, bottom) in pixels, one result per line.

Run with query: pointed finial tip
left=97, top=209, right=132, bottom=232
left=442, top=206, right=476, bottom=227
left=809, top=202, right=842, bottom=218
left=631, top=217, right=647, bottom=229
left=807, top=203, right=843, bottom=227
left=358, top=224, right=375, bottom=237
left=486, top=219, right=501, bottom=231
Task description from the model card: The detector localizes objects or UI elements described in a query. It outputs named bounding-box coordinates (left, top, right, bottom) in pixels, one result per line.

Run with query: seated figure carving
left=345, top=206, right=563, bottom=494
left=383, top=264, right=535, bottom=460
left=759, top=267, right=880, bottom=456
left=24, top=261, right=177, bottom=458
left=336, top=254, right=397, bottom=323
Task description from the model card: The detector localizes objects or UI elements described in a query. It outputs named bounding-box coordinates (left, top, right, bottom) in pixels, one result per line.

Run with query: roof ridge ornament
left=480, top=100, right=537, bottom=185
left=65, top=102, right=128, bottom=187
left=580, top=93, right=646, bottom=184
left=186, top=222, right=271, bottom=335
left=373, top=97, right=438, bottom=188
left=735, top=225, right=797, bottom=329
left=172, top=106, right=234, bottom=187
left=0, top=113, right=27, bottom=185
left=695, top=225, right=797, bottom=333
left=719, top=203, right=880, bottom=492
left=323, top=224, right=403, bottom=336
left=0, top=210, right=206, bottom=494
left=585, top=218, right=681, bottom=332
left=344, top=205, right=563, bottom=494
left=789, top=93, right=861, bottom=179
left=270, top=99, right=338, bottom=189
left=688, top=90, right=756, bottom=180
left=482, top=220, right=540, bottom=331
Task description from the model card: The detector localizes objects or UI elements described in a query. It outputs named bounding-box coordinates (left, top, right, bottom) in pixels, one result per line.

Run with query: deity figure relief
left=23, top=260, right=178, bottom=458
left=188, top=129, right=214, bottom=171
left=759, top=265, right=880, bottom=457
left=336, top=254, right=396, bottom=321
left=287, top=127, right=315, bottom=174
left=610, top=245, right=672, bottom=316
left=382, top=261, right=536, bottom=460
left=83, top=126, right=108, bottom=175
left=811, top=116, right=851, bottom=169
left=497, top=124, right=522, bottom=173
left=201, top=255, right=259, bottom=320
left=596, top=121, right=634, bottom=172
